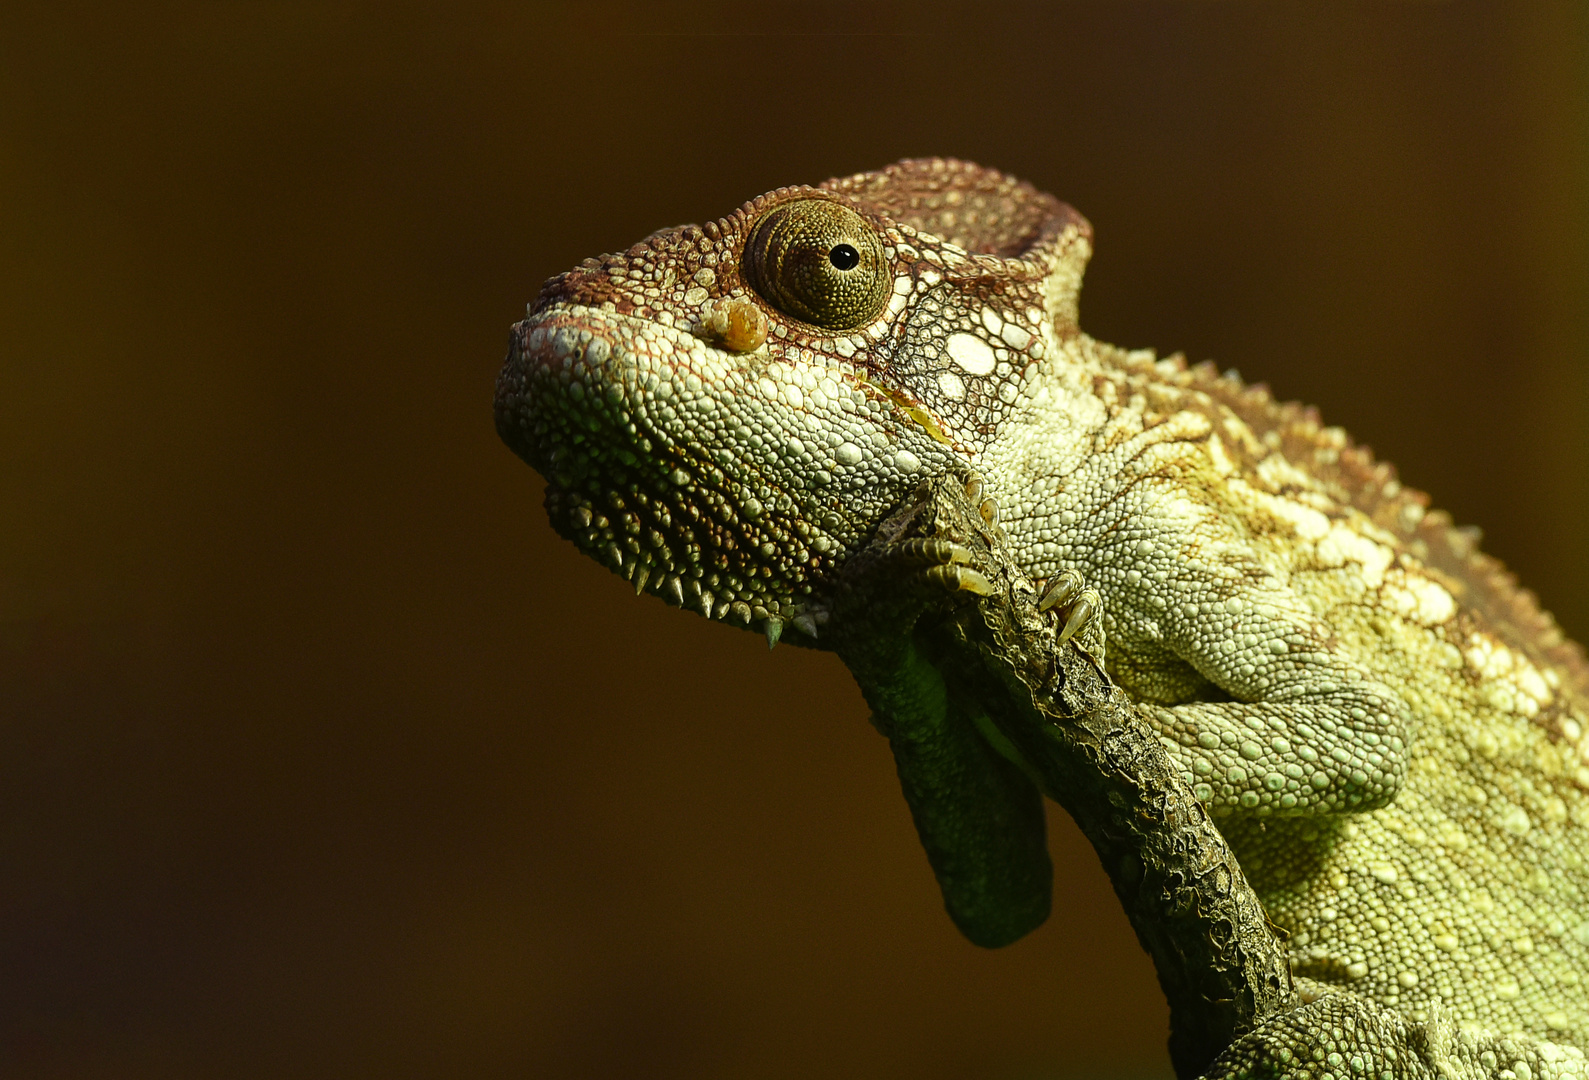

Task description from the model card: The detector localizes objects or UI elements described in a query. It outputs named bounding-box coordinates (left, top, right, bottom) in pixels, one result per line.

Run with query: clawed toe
left=898, top=537, right=995, bottom=597
left=1037, top=569, right=1085, bottom=613
left=1037, top=569, right=1102, bottom=648
left=858, top=472, right=1015, bottom=604
left=1056, top=589, right=1100, bottom=646
left=963, top=474, right=1001, bottom=530
left=924, top=564, right=996, bottom=597
left=898, top=537, right=975, bottom=567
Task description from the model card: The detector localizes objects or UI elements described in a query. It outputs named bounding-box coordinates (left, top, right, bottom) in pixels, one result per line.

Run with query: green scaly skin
left=496, top=159, right=1589, bottom=1077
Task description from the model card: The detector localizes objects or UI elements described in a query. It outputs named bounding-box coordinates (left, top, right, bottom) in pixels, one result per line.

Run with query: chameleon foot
left=962, top=474, right=1002, bottom=531
left=1037, top=568, right=1102, bottom=647
left=897, top=537, right=996, bottom=597
left=886, top=475, right=1006, bottom=598
left=924, top=563, right=996, bottom=597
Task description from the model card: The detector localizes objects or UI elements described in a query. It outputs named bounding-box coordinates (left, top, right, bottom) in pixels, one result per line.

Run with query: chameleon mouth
left=496, top=299, right=966, bottom=646
left=494, top=305, right=841, bottom=639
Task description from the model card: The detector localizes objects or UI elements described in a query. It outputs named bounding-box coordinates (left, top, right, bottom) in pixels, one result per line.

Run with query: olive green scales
left=495, top=159, right=1589, bottom=1078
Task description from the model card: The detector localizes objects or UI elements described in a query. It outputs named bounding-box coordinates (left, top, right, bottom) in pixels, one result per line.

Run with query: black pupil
left=828, top=243, right=861, bottom=271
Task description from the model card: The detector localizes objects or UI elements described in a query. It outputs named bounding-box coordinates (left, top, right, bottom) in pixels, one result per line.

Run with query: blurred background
left=2, top=3, right=1585, bottom=1078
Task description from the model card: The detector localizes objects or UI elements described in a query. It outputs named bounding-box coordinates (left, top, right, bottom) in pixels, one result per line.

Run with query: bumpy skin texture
left=495, top=159, right=1589, bottom=1075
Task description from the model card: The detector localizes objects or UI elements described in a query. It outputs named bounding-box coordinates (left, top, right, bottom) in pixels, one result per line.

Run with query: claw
left=925, top=564, right=996, bottom=596
left=978, top=497, right=999, bottom=527
left=1057, top=589, right=1100, bottom=646
left=899, top=537, right=974, bottom=566
left=1037, top=569, right=1085, bottom=613
left=964, top=476, right=985, bottom=501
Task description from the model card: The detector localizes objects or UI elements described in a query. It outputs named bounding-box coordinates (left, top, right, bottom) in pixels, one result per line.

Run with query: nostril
left=697, top=298, right=768, bottom=353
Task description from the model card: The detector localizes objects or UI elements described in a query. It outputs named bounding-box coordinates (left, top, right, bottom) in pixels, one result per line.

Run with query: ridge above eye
left=742, top=199, right=889, bottom=331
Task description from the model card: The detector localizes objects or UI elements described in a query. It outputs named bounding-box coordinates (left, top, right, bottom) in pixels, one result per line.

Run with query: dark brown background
left=2, top=3, right=1585, bottom=1078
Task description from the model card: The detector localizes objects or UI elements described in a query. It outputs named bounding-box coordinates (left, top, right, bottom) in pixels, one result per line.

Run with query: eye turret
left=742, top=199, right=890, bottom=330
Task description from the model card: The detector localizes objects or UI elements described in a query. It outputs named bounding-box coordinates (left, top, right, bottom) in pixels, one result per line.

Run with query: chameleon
left=494, top=158, right=1589, bottom=1078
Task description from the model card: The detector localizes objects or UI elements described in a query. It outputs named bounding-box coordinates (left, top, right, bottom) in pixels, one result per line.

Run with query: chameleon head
left=494, top=159, right=1092, bottom=641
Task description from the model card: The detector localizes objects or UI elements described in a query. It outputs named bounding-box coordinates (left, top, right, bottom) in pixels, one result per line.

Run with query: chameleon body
left=495, top=160, right=1589, bottom=1076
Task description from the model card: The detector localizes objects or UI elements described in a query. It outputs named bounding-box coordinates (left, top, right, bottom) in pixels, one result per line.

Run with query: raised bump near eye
left=742, top=200, right=889, bottom=330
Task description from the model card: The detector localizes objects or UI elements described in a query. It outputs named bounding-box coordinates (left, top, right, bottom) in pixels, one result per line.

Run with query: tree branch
left=829, top=475, right=1297, bottom=1079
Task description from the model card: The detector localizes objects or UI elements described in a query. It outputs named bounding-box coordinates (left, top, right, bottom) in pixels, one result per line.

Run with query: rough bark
left=828, top=475, right=1297, bottom=1079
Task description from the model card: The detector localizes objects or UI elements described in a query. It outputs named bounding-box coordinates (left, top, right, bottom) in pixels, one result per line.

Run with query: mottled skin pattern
left=495, top=160, right=1589, bottom=1077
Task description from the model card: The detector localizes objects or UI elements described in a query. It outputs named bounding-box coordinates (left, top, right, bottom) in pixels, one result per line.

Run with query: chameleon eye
left=742, top=199, right=890, bottom=330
